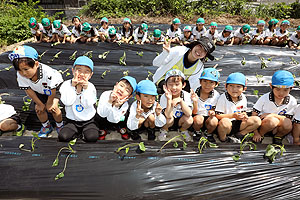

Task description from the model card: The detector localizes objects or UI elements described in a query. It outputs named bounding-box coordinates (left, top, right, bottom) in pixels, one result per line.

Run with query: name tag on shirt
left=76, top=104, right=84, bottom=112
left=43, top=89, right=52, bottom=96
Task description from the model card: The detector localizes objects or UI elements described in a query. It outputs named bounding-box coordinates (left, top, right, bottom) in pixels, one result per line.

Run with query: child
left=59, top=56, right=98, bottom=143
left=166, top=18, right=182, bottom=44
left=0, top=103, right=25, bottom=136
left=150, top=29, right=165, bottom=45
left=216, top=25, right=234, bottom=46
left=292, top=105, right=300, bottom=145
left=252, top=70, right=297, bottom=145
left=127, top=80, right=166, bottom=140
left=232, top=24, right=251, bottom=45
left=193, top=18, right=207, bottom=40
left=179, top=26, right=195, bottom=45
left=263, top=18, right=279, bottom=45
left=191, top=68, right=220, bottom=142
left=159, top=69, right=193, bottom=142
left=250, top=20, right=266, bottom=45
left=96, top=76, right=137, bottom=140
left=80, top=22, right=99, bottom=43
left=70, top=16, right=82, bottom=44
left=133, top=23, right=149, bottom=45
left=288, top=25, right=300, bottom=49
left=9, top=45, right=63, bottom=137
left=106, top=27, right=121, bottom=43
left=53, top=20, right=72, bottom=44
left=203, top=22, right=219, bottom=43
left=121, top=18, right=134, bottom=44
left=272, top=20, right=290, bottom=46
left=215, top=72, right=261, bottom=142
left=41, top=18, right=56, bottom=43
left=28, top=17, right=44, bottom=43
left=98, top=17, right=110, bottom=42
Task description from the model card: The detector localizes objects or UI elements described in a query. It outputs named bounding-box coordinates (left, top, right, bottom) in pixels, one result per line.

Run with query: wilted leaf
left=139, top=142, right=146, bottom=152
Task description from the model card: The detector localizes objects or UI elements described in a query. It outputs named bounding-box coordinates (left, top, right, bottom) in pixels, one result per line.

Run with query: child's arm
left=25, top=89, right=45, bottom=113
left=127, top=101, right=145, bottom=130
left=190, top=89, right=198, bottom=115
left=59, top=81, right=77, bottom=106
left=154, top=102, right=167, bottom=127
left=45, top=88, right=58, bottom=112
left=163, top=85, right=173, bottom=119
left=62, top=34, right=67, bottom=43
left=179, top=98, right=192, bottom=117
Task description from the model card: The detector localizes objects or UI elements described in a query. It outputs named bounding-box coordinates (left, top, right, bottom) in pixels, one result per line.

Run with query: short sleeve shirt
left=42, top=24, right=57, bottom=37
left=195, top=87, right=220, bottom=116
left=203, top=30, right=219, bottom=40
left=290, top=32, right=300, bottom=44
left=192, top=26, right=207, bottom=40
left=250, top=29, right=265, bottom=40
left=217, top=32, right=233, bottom=42
left=31, top=23, right=44, bottom=35
left=71, top=25, right=82, bottom=37
left=166, top=28, right=182, bottom=38
left=233, top=28, right=245, bottom=38
left=293, top=105, right=300, bottom=123
left=56, top=24, right=71, bottom=37
left=179, top=34, right=195, bottom=42
left=275, top=29, right=289, bottom=37
left=264, top=28, right=276, bottom=37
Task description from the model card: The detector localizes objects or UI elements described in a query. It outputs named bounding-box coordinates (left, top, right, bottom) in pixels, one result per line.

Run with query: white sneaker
left=286, top=133, right=293, bottom=144
left=181, top=130, right=193, bottom=142
left=158, top=129, right=168, bottom=141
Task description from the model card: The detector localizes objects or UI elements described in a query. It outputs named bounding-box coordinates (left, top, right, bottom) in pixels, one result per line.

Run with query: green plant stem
left=116, top=143, right=140, bottom=153
left=55, top=147, right=70, bottom=161
left=61, top=152, right=72, bottom=174
left=159, top=135, right=183, bottom=152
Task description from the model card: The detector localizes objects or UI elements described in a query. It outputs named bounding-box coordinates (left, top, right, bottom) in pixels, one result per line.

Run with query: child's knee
left=208, top=117, right=218, bottom=127
left=249, top=116, right=261, bottom=127
left=262, top=117, right=279, bottom=128
left=281, top=118, right=292, bottom=131
left=182, top=115, right=193, bottom=126
left=193, top=115, right=204, bottom=126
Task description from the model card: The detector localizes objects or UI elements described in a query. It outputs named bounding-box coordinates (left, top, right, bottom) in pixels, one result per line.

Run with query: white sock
left=56, top=121, right=63, bottom=128
left=42, top=120, right=50, bottom=127
left=17, top=125, right=22, bottom=130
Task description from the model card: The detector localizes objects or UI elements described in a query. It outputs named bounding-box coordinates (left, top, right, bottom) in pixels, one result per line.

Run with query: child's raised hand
left=72, top=70, right=79, bottom=86
left=136, top=100, right=144, bottom=119
left=109, top=91, right=118, bottom=104
left=81, top=74, right=89, bottom=89
left=155, top=102, right=163, bottom=116
left=114, top=95, right=129, bottom=108
left=163, top=39, right=171, bottom=53
left=190, top=89, right=198, bottom=103
left=163, top=85, right=172, bottom=101
left=35, top=103, right=45, bottom=115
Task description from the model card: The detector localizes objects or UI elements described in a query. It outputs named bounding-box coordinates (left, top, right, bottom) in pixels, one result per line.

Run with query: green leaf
left=182, top=142, right=187, bottom=150
left=265, top=145, right=277, bottom=157
left=208, top=142, right=218, bottom=148
left=52, top=158, right=59, bottom=167
left=55, top=172, right=64, bottom=180
left=173, top=141, right=178, bottom=148
left=138, top=142, right=146, bottom=152
left=125, top=147, right=129, bottom=154
left=32, top=132, right=39, bottom=139
left=232, top=154, right=240, bottom=161
left=69, top=138, right=77, bottom=146
left=19, top=143, right=24, bottom=149
left=181, top=134, right=186, bottom=139
left=253, top=90, right=259, bottom=96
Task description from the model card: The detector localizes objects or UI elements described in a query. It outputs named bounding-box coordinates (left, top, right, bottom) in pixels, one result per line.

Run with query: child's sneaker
left=205, top=133, right=216, bottom=143
left=130, top=130, right=141, bottom=140
left=192, top=131, right=202, bottom=141
left=273, top=136, right=283, bottom=145
left=119, top=128, right=129, bottom=140
left=15, top=124, right=26, bottom=136
left=147, top=128, right=156, bottom=140
left=98, top=130, right=107, bottom=140
left=181, top=130, right=193, bottom=142
left=38, top=124, right=53, bottom=137
left=158, top=129, right=168, bottom=141
left=286, top=133, right=293, bottom=144
left=56, top=124, right=64, bottom=134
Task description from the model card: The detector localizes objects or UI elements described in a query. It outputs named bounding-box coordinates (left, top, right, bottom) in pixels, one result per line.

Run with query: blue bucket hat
left=272, top=70, right=294, bottom=88
left=73, top=56, right=94, bottom=71
left=165, top=69, right=186, bottom=81
left=8, top=45, right=38, bottom=61
left=120, top=76, right=137, bottom=93
left=137, top=80, right=158, bottom=96
left=226, top=72, right=246, bottom=86
left=200, top=68, right=220, bottom=82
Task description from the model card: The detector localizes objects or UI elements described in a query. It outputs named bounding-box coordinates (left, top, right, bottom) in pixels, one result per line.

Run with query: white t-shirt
left=127, top=101, right=166, bottom=130
left=203, top=30, right=219, bottom=40
left=192, top=26, right=207, bottom=40
left=98, top=26, right=109, bottom=35
left=31, top=23, right=44, bottom=35
left=121, top=29, right=133, bottom=38
left=217, top=32, right=233, bottom=42
left=194, top=87, right=220, bottom=116
left=133, top=28, right=148, bottom=43
left=264, top=28, right=276, bottom=38
left=215, top=92, right=248, bottom=120
left=55, top=24, right=71, bottom=37
left=179, top=33, right=195, bottom=42
left=275, top=29, right=289, bottom=37
left=166, top=27, right=182, bottom=39
left=17, top=63, right=63, bottom=95
left=289, top=32, right=300, bottom=44
left=160, top=90, right=193, bottom=118
left=0, top=104, right=16, bottom=122
left=42, top=24, right=57, bottom=37
left=293, top=105, right=300, bottom=124
left=250, top=29, right=265, bottom=40
left=97, top=90, right=129, bottom=123
left=80, top=27, right=99, bottom=38
left=253, top=92, right=297, bottom=119
left=71, top=25, right=82, bottom=38
left=233, top=28, right=246, bottom=38
left=60, top=80, right=97, bottom=121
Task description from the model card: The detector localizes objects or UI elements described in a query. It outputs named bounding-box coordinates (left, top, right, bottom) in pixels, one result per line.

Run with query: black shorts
left=35, top=92, right=49, bottom=104
left=94, top=113, right=127, bottom=131
left=1, top=114, right=22, bottom=126
left=169, top=117, right=181, bottom=131
left=229, top=120, right=242, bottom=135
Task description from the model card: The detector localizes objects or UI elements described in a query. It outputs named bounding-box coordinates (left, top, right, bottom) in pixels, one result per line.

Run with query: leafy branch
left=255, top=73, right=264, bottom=83
left=263, top=144, right=286, bottom=163
left=116, top=142, right=146, bottom=154
left=159, top=134, right=187, bottom=152
left=232, top=133, right=256, bottom=161
left=241, top=56, right=246, bottom=65
left=19, top=132, right=40, bottom=152
left=259, top=56, right=268, bottom=69
left=53, top=138, right=77, bottom=181
left=198, top=136, right=218, bottom=154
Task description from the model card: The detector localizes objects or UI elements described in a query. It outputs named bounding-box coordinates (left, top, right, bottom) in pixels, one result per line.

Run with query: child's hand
left=46, top=101, right=57, bottom=113
left=171, top=97, right=182, bottom=107
left=253, top=130, right=262, bottom=142
left=208, top=110, right=215, bottom=118
left=163, top=39, right=171, bottom=52
left=136, top=100, right=144, bottom=119
left=234, top=112, right=248, bottom=121
left=155, top=102, right=163, bottom=116
left=108, top=91, right=118, bottom=104
left=81, top=74, right=89, bottom=89
left=163, top=85, right=172, bottom=101
left=190, top=89, right=198, bottom=103
left=114, top=96, right=129, bottom=108
left=35, top=103, right=45, bottom=114
left=72, top=70, right=79, bottom=87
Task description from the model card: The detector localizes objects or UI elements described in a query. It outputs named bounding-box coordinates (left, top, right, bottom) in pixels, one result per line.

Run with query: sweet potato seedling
left=232, top=133, right=256, bottom=161
left=198, top=136, right=218, bottom=154
left=101, top=70, right=110, bottom=79
left=51, top=51, right=62, bottom=62
left=38, top=50, right=48, bottom=60
left=136, top=51, right=143, bottom=57
left=22, top=96, right=32, bottom=111
left=19, top=132, right=40, bottom=152
left=159, top=134, right=187, bottom=153
left=264, top=144, right=286, bottom=163
left=83, top=51, right=93, bottom=59
left=69, top=51, right=77, bottom=60
left=119, top=52, right=127, bottom=66
left=98, top=51, right=110, bottom=59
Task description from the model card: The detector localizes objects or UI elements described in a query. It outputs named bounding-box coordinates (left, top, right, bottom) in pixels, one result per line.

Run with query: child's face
left=45, top=25, right=51, bottom=30
left=280, top=24, right=289, bottom=31
left=190, top=44, right=207, bottom=60
left=226, top=84, right=246, bottom=98
left=110, top=34, right=116, bottom=39
left=166, top=77, right=185, bottom=96
left=297, top=31, right=300, bottom=37
left=113, top=80, right=133, bottom=100
left=270, top=85, right=291, bottom=100
left=73, top=18, right=81, bottom=26
left=123, top=22, right=130, bottom=29
left=196, top=24, right=204, bottom=29
left=210, top=27, right=216, bottom=33
left=137, top=93, right=156, bottom=109
left=257, top=24, right=264, bottom=31
left=173, top=24, right=180, bottom=29
left=184, top=31, right=191, bottom=38
left=223, top=31, right=231, bottom=37
left=102, top=22, right=108, bottom=29
left=200, top=79, right=217, bottom=93
left=72, top=65, right=93, bottom=81
left=18, top=61, right=39, bottom=79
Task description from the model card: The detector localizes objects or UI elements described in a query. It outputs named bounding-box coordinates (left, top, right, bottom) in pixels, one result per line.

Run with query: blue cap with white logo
left=120, top=76, right=137, bottom=93
left=165, top=69, right=186, bottom=81
left=272, top=70, right=294, bottom=88
left=73, top=56, right=94, bottom=71
left=199, top=68, right=220, bottom=82
left=226, top=72, right=246, bottom=86
left=8, top=45, right=38, bottom=61
left=137, top=80, right=158, bottom=95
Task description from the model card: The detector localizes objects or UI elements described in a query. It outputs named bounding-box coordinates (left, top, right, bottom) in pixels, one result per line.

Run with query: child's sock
left=42, top=120, right=50, bottom=127
left=16, top=125, right=22, bottom=131
left=56, top=121, right=63, bottom=128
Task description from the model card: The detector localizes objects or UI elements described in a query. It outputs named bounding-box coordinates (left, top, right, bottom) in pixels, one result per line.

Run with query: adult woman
left=152, top=37, right=215, bottom=93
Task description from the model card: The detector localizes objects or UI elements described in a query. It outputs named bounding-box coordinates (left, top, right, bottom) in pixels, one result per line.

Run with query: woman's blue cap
left=200, top=68, right=220, bottom=82
left=272, top=70, right=294, bottom=88
left=120, top=76, right=137, bottom=93
left=73, top=56, right=94, bottom=71
left=8, top=45, right=38, bottom=61
left=137, top=80, right=158, bottom=96
left=226, top=72, right=246, bottom=86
